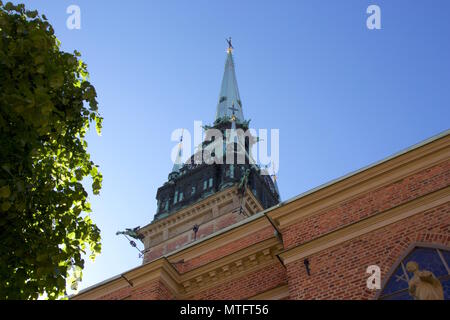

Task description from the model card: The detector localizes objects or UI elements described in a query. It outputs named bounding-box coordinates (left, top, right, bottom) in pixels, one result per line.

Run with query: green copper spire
left=215, top=38, right=244, bottom=122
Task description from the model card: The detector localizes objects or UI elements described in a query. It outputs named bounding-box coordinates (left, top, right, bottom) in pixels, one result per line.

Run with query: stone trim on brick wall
left=278, top=186, right=449, bottom=265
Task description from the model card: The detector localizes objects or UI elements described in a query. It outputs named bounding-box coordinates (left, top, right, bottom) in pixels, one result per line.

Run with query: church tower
left=137, top=41, right=280, bottom=263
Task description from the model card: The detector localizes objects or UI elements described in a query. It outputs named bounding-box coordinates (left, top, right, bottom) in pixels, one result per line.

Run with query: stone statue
left=116, top=226, right=144, bottom=240
left=238, top=169, right=251, bottom=193
left=406, top=261, right=444, bottom=300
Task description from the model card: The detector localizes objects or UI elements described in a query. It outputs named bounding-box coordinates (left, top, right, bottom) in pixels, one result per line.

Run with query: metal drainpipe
left=263, top=213, right=286, bottom=269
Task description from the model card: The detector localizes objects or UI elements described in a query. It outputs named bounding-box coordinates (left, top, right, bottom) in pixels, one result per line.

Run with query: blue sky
left=15, top=0, right=450, bottom=292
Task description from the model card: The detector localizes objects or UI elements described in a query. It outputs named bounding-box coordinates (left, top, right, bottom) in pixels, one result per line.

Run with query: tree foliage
left=0, top=2, right=103, bottom=299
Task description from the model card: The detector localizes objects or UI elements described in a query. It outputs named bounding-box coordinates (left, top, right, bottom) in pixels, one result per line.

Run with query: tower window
left=209, top=177, right=213, bottom=188
left=203, top=180, right=207, bottom=190
left=173, top=190, right=178, bottom=204
left=179, top=192, right=184, bottom=201
left=230, top=164, right=234, bottom=179
left=191, top=186, right=196, bottom=195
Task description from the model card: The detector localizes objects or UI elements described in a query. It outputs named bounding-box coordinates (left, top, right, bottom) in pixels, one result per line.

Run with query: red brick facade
left=190, top=263, right=287, bottom=300
left=96, top=279, right=174, bottom=300
left=282, top=160, right=450, bottom=249
left=285, top=203, right=449, bottom=300
left=175, top=225, right=275, bottom=274
left=72, top=132, right=450, bottom=300
left=141, top=190, right=262, bottom=263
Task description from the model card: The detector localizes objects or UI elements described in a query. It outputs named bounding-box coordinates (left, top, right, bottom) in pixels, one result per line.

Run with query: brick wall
left=176, top=225, right=275, bottom=273
left=215, top=212, right=238, bottom=230
left=188, top=262, right=287, bottom=300
left=98, top=279, right=174, bottom=300
left=130, top=280, right=174, bottom=300
left=143, top=212, right=242, bottom=263
left=97, top=285, right=131, bottom=300
left=285, top=202, right=450, bottom=300
left=282, top=160, right=450, bottom=249
left=144, top=244, right=165, bottom=262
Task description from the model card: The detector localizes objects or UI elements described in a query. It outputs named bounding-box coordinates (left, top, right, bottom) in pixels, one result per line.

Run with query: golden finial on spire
left=226, top=37, right=233, bottom=53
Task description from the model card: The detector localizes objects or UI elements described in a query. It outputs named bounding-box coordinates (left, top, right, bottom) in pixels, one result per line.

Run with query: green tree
left=0, top=2, right=103, bottom=299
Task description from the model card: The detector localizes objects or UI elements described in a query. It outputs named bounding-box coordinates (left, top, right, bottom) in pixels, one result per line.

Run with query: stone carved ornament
left=406, top=261, right=444, bottom=300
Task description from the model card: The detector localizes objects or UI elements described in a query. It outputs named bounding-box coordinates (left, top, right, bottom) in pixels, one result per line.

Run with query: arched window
left=379, top=245, right=450, bottom=300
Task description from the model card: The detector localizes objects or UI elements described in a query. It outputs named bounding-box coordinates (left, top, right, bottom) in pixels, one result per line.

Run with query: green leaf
left=4, top=2, right=14, bottom=11
left=49, top=73, right=64, bottom=89
left=26, top=10, right=38, bottom=18
left=95, top=116, right=103, bottom=136
left=0, top=186, right=11, bottom=198
left=1, top=202, right=11, bottom=211
left=36, top=64, right=45, bottom=74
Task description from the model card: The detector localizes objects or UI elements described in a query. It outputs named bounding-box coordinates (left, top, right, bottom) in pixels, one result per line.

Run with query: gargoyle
left=116, top=226, right=144, bottom=240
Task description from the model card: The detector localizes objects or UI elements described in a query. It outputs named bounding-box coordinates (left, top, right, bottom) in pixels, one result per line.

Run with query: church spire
left=215, top=38, right=244, bottom=122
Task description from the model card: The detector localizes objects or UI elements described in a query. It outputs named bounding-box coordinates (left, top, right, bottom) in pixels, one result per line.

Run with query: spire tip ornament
left=216, top=38, right=244, bottom=122
left=226, top=37, right=233, bottom=53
